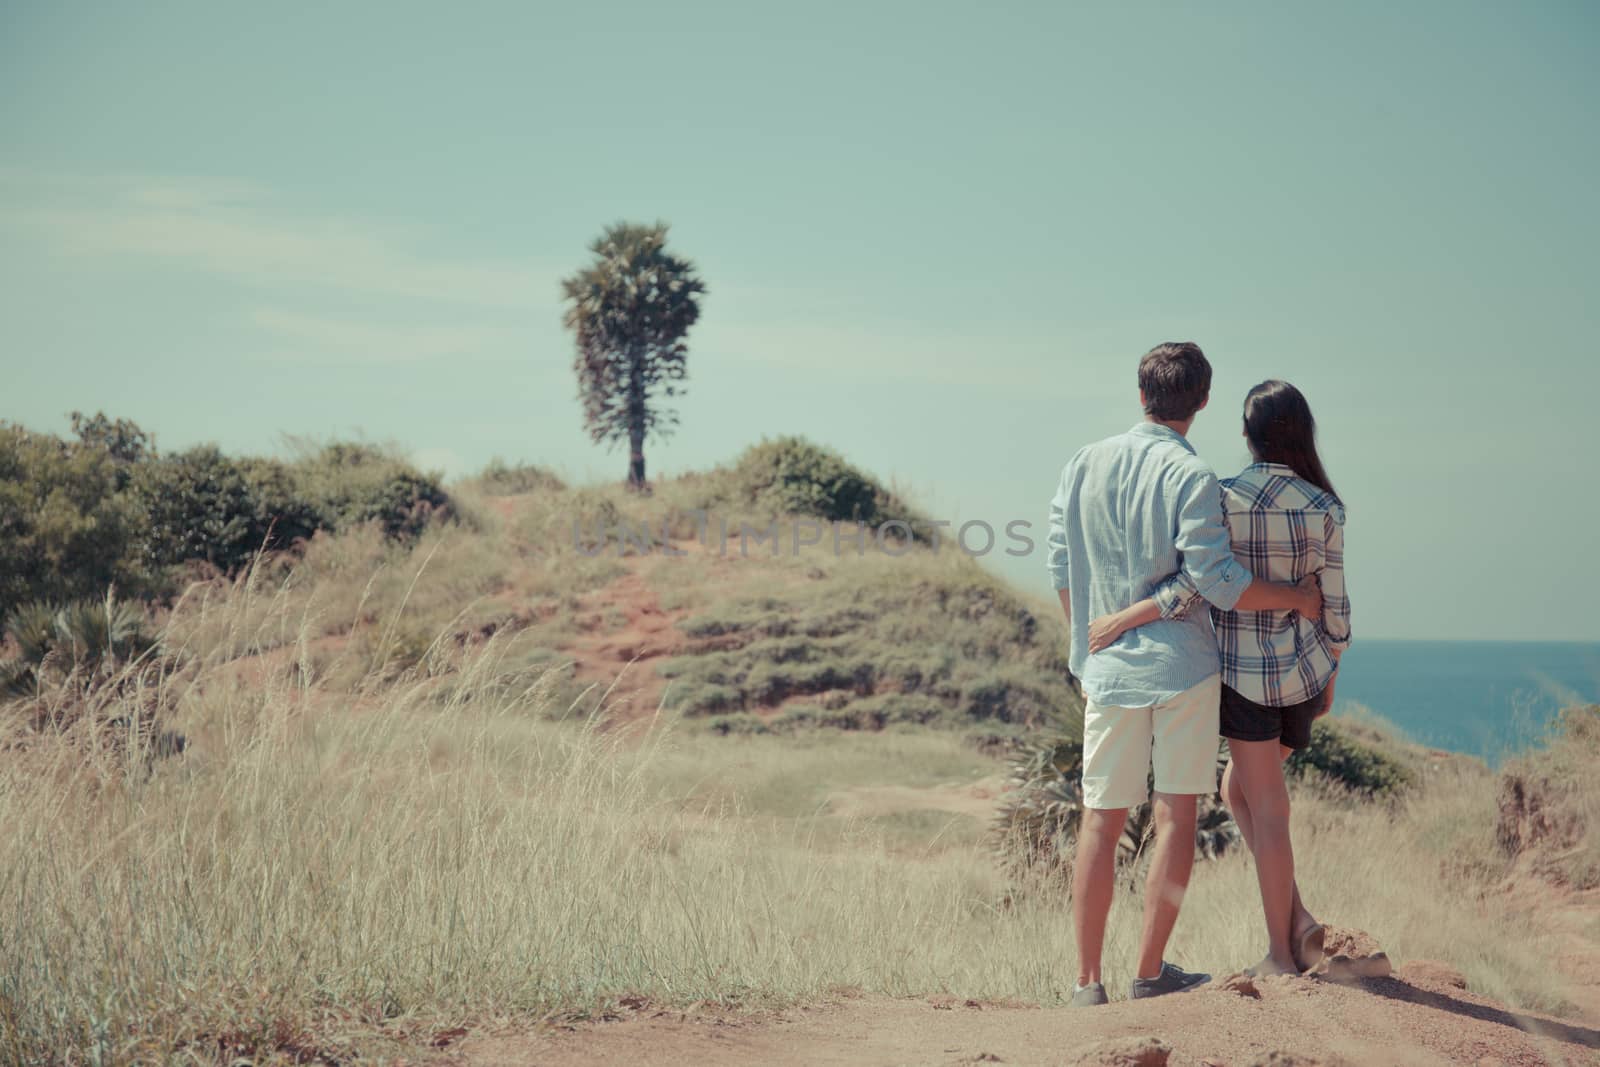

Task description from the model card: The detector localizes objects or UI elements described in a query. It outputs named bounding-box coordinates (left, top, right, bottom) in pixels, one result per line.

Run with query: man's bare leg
left=1134, top=792, right=1198, bottom=980
left=1073, top=806, right=1129, bottom=987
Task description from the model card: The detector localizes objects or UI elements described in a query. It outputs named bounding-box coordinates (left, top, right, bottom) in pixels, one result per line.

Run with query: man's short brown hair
left=1138, top=341, right=1212, bottom=422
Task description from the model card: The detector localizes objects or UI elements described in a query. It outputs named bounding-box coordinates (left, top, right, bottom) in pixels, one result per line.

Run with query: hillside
left=1, top=444, right=1597, bottom=1065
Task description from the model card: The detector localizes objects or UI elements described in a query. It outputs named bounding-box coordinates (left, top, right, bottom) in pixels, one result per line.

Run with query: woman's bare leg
left=1277, top=744, right=1319, bottom=942
left=1227, top=738, right=1298, bottom=974
left=1225, top=750, right=1317, bottom=941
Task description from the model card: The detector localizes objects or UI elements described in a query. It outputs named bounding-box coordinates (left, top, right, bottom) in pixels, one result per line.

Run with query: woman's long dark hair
left=1242, top=380, right=1339, bottom=500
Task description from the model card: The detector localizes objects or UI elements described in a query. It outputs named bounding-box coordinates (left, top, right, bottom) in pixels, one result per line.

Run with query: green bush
left=239, top=457, right=327, bottom=548
left=1286, top=719, right=1414, bottom=797
left=296, top=443, right=451, bottom=541
left=475, top=459, right=567, bottom=496
left=0, top=423, right=151, bottom=620
left=726, top=436, right=912, bottom=527
left=3, top=419, right=456, bottom=622
left=134, top=447, right=318, bottom=573
left=137, top=445, right=442, bottom=576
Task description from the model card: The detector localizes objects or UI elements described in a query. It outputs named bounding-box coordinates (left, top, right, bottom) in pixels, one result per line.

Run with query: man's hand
left=1296, top=575, right=1324, bottom=622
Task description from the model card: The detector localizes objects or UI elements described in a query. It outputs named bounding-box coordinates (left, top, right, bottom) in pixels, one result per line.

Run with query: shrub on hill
left=473, top=459, right=567, bottom=496
left=295, top=443, right=451, bottom=542
left=1286, top=719, right=1414, bottom=797
left=717, top=436, right=924, bottom=530
left=2, top=418, right=455, bottom=621
left=135, top=447, right=318, bottom=573
left=138, top=442, right=450, bottom=571
left=0, top=424, right=151, bottom=620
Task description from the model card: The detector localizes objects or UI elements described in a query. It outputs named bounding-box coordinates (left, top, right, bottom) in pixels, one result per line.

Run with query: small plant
left=1287, top=719, right=1414, bottom=797
left=0, top=657, right=35, bottom=700
left=0, top=595, right=157, bottom=702
left=990, top=733, right=1239, bottom=875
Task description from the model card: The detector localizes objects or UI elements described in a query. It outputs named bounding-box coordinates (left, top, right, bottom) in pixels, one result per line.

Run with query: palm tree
left=561, top=222, right=706, bottom=489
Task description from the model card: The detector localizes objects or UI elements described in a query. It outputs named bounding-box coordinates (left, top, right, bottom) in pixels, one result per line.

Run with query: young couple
left=1045, top=341, right=1352, bottom=1006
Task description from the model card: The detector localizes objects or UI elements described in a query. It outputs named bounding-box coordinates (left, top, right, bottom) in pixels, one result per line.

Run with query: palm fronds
left=991, top=732, right=1241, bottom=877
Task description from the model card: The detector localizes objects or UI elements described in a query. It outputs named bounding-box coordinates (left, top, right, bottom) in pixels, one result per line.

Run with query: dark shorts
left=1219, top=684, right=1324, bottom=751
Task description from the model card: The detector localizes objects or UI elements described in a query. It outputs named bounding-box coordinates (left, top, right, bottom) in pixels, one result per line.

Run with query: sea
left=1331, top=640, right=1600, bottom=765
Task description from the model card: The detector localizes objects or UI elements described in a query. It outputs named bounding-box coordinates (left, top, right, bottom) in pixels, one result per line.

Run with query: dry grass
left=0, top=514, right=1588, bottom=1064
left=1497, top=705, right=1600, bottom=889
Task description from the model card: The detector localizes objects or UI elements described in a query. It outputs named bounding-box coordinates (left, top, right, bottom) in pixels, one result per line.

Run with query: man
left=1045, top=341, right=1321, bottom=1006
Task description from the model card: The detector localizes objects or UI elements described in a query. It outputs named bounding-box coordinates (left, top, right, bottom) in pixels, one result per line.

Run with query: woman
left=1086, top=379, right=1352, bottom=977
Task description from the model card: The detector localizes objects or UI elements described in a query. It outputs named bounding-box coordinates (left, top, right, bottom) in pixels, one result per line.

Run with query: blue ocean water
left=1331, top=640, right=1600, bottom=764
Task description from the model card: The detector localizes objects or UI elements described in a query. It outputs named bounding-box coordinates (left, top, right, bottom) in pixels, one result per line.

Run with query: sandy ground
left=451, top=966, right=1600, bottom=1062
left=451, top=963, right=1600, bottom=1066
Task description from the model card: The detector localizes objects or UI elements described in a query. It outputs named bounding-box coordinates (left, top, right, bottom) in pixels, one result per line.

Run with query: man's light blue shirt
left=1046, top=422, right=1253, bottom=707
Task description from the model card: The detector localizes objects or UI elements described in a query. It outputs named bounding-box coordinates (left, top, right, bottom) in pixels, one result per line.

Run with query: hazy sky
left=3, top=2, right=1596, bottom=641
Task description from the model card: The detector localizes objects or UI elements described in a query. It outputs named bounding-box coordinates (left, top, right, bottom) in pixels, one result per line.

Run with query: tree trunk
left=626, top=356, right=647, bottom=490
left=628, top=424, right=646, bottom=489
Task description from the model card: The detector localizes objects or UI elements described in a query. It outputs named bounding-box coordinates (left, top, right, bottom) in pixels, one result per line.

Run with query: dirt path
left=552, top=533, right=777, bottom=725
left=560, top=568, right=688, bottom=723
left=451, top=964, right=1599, bottom=1066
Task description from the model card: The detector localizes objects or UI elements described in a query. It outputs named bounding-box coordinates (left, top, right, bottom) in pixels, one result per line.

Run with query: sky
left=2, top=1, right=1596, bottom=641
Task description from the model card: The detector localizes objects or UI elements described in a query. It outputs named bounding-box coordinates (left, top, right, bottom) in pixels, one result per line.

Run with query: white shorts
left=1082, top=675, right=1221, bottom=809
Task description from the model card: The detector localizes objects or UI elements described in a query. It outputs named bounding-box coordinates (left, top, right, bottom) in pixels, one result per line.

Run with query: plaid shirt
left=1161, top=462, right=1352, bottom=707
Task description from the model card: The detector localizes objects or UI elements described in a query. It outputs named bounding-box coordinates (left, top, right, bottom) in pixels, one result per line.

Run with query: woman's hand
left=1087, top=612, right=1129, bottom=653
left=1087, top=597, right=1164, bottom=653
left=1315, top=672, right=1337, bottom=719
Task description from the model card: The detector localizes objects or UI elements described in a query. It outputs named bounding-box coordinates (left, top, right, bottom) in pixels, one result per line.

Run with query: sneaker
left=1129, top=961, right=1211, bottom=1000
left=1069, top=981, right=1109, bottom=1007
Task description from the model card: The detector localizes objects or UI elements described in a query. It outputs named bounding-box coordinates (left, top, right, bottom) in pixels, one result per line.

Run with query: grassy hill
left=1, top=439, right=1595, bottom=1063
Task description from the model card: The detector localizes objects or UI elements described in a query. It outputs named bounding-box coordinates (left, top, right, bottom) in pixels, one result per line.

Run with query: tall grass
left=0, top=535, right=1584, bottom=1063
